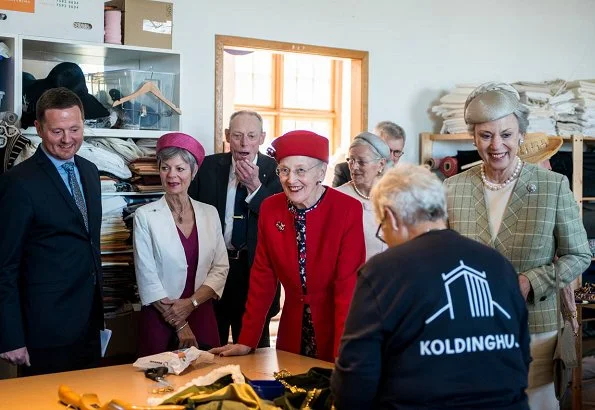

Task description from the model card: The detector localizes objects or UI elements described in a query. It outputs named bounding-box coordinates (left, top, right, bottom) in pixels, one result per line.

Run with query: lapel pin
left=276, top=221, right=285, bottom=232
left=527, top=183, right=537, bottom=193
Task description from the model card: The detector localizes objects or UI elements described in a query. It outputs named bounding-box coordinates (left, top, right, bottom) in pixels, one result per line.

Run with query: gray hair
left=375, top=121, right=406, bottom=142
left=464, top=82, right=530, bottom=134
left=371, top=164, right=447, bottom=225
left=229, top=110, right=264, bottom=131
left=156, top=147, right=198, bottom=174
left=349, top=132, right=393, bottom=175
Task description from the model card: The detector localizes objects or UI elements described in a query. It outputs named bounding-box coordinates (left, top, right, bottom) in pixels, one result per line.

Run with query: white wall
left=173, top=0, right=595, bottom=163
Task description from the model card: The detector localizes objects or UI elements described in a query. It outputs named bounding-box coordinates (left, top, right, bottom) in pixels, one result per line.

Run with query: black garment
left=0, top=147, right=103, bottom=374
left=189, top=152, right=282, bottom=346
left=20, top=303, right=101, bottom=377
left=332, top=162, right=351, bottom=187
left=332, top=229, right=530, bottom=410
left=215, top=252, right=271, bottom=347
left=231, top=183, right=249, bottom=249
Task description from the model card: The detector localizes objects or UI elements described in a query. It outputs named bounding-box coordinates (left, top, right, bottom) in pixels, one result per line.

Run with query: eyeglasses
left=276, top=164, right=319, bottom=178
left=390, top=149, right=404, bottom=158
left=346, top=157, right=381, bottom=168
left=375, top=217, right=386, bottom=244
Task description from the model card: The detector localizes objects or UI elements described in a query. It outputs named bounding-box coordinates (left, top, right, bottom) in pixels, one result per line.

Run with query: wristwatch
left=191, top=298, right=199, bottom=309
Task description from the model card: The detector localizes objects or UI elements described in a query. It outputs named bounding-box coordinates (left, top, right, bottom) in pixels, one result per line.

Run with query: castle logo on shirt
left=420, top=261, right=520, bottom=356
left=425, top=260, right=511, bottom=324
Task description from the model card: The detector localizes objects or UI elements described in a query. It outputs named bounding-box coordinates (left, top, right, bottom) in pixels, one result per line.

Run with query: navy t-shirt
left=332, top=229, right=530, bottom=410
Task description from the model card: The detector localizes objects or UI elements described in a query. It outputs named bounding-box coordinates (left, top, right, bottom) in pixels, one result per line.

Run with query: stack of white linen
left=557, top=80, right=595, bottom=137
left=431, top=85, right=478, bottom=134
left=513, top=81, right=563, bottom=135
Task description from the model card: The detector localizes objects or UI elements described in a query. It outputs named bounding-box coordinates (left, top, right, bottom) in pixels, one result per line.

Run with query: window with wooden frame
left=232, top=51, right=341, bottom=152
left=215, top=35, right=368, bottom=158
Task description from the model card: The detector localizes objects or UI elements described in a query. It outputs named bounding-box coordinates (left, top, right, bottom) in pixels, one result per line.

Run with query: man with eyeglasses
left=189, top=110, right=282, bottom=348
left=332, top=121, right=406, bottom=187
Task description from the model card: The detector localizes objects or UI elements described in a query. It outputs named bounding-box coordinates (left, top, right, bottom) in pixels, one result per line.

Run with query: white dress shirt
left=224, top=155, right=262, bottom=249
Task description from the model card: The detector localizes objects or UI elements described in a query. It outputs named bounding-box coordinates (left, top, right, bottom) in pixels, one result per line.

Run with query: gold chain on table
left=273, top=369, right=326, bottom=410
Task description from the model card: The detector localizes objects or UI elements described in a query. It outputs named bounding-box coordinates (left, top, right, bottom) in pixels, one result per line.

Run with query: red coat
left=238, top=188, right=366, bottom=362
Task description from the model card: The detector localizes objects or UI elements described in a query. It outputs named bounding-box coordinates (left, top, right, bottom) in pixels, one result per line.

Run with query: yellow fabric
left=167, top=383, right=278, bottom=410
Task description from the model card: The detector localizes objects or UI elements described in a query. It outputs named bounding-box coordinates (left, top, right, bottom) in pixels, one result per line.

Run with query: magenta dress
left=137, top=224, right=220, bottom=357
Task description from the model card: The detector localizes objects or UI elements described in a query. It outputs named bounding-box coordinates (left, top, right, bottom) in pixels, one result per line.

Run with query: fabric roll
left=439, top=156, right=458, bottom=177
left=425, top=157, right=441, bottom=170
left=104, top=10, right=122, bottom=44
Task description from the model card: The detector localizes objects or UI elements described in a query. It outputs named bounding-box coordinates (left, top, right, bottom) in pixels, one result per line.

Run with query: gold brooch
left=276, top=221, right=285, bottom=231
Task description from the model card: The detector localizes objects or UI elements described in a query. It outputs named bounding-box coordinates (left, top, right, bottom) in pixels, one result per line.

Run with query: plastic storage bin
left=87, top=69, right=177, bottom=130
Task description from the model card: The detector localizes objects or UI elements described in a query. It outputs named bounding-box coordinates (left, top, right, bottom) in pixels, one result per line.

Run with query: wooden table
left=0, top=348, right=333, bottom=410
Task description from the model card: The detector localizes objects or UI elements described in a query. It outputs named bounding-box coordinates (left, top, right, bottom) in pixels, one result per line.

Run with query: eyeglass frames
left=275, top=163, right=319, bottom=178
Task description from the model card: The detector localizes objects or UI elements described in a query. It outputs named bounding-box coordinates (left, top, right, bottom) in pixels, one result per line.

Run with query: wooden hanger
left=112, top=81, right=182, bottom=115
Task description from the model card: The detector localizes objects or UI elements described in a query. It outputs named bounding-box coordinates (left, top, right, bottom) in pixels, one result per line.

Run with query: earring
left=316, top=180, right=322, bottom=185
left=519, top=138, right=524, bottom=145
left=378, top=169, right=383, bottom=175
left=472, top=142, right=476, bottom=146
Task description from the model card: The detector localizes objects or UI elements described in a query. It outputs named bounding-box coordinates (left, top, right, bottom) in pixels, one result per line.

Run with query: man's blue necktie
left=62, top=162, right=89, bottom=231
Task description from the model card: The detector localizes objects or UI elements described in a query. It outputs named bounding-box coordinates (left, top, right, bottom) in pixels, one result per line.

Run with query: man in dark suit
left=0, top=87, right=103, bottom=376
left=332, top=121, right=407, bottom=187
left=189, top=110, right=282, bottom=347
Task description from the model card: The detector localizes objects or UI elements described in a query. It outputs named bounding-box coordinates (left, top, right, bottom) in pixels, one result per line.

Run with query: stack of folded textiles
left=513, top=80, right=560, bottom=135
left=431, top=84, right=478, bottom=134
left=102, top=253, right=138, bottom=318
left=556, top=80, right=595, bottom=137
left=129, top=157, right=162, bottom=192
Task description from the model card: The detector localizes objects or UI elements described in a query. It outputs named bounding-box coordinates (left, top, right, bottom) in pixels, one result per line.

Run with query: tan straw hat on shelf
left=518, top=133, right=564, bottom=164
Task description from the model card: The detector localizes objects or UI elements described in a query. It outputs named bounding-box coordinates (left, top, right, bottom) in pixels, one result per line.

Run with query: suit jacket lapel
left=494, top=164, right=534, bottom=252
left=216, top=153, right=232, bottom=222
left=34, top=148, right=85, bottom=226
left=469, top=167, right=492, bottom=246
left=257, top=152, right=274, bottom=182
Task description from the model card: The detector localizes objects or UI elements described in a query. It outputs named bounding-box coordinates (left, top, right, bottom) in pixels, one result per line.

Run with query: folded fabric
left=87, top=137, right=145, bottom=163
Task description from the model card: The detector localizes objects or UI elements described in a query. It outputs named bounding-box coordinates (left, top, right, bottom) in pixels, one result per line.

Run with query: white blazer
left=133, top=196, right=229, bottom=306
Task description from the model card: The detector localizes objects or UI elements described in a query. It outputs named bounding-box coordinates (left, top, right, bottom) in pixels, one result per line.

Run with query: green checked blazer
left=445, top=163, right=591, bottom=334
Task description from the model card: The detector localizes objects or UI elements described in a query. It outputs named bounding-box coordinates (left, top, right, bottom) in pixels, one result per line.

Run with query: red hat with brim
left=157, top=132, right=206, bottom=168
left=270, top=130, right=329, bottom=163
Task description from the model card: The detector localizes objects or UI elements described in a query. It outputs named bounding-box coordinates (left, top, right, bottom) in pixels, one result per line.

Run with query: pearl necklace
left=480, top=156, right=523, bottom=191
left=351, top=181, right=370, bottom=200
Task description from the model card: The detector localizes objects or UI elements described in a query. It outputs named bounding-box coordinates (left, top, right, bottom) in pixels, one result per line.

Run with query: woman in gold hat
left=444, top=82, right=590, bottom=408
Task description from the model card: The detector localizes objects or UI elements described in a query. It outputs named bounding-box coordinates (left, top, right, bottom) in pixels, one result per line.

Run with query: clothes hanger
left=112, top=81, right=182, bottom=115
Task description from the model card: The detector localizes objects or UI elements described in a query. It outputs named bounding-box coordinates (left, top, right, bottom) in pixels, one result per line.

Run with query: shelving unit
left=1, top=34, right=182, bottom=134
left=0, top=34, right=181, bottom=366
left=419, top=132, right=585, bottom=204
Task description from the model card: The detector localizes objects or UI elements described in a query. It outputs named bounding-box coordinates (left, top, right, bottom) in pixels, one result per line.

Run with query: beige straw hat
left=518, top=134, right=564, bottom=164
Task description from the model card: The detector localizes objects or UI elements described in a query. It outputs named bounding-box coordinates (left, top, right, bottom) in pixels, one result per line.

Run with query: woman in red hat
left=134, top=133, right=229, bottom=356
left=211, top=130, right=365, bottom=362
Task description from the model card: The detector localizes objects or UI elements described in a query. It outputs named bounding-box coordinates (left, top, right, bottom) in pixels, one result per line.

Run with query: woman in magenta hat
left=211, top=130, right=365, bottom=362
left=133, top=132, right=229, bottom=356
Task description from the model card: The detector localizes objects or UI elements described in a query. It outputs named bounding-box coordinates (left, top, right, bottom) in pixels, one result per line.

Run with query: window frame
left=215, top=35, right=368, bottom=154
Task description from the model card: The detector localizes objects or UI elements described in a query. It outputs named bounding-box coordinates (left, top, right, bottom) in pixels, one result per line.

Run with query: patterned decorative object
left=62, top=162, right=88, bottom=230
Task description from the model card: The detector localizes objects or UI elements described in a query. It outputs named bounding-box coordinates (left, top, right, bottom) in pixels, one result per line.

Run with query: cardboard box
left=0, top=1, right=103, bottom=43
left=105, top=0, right=173, bottom=49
